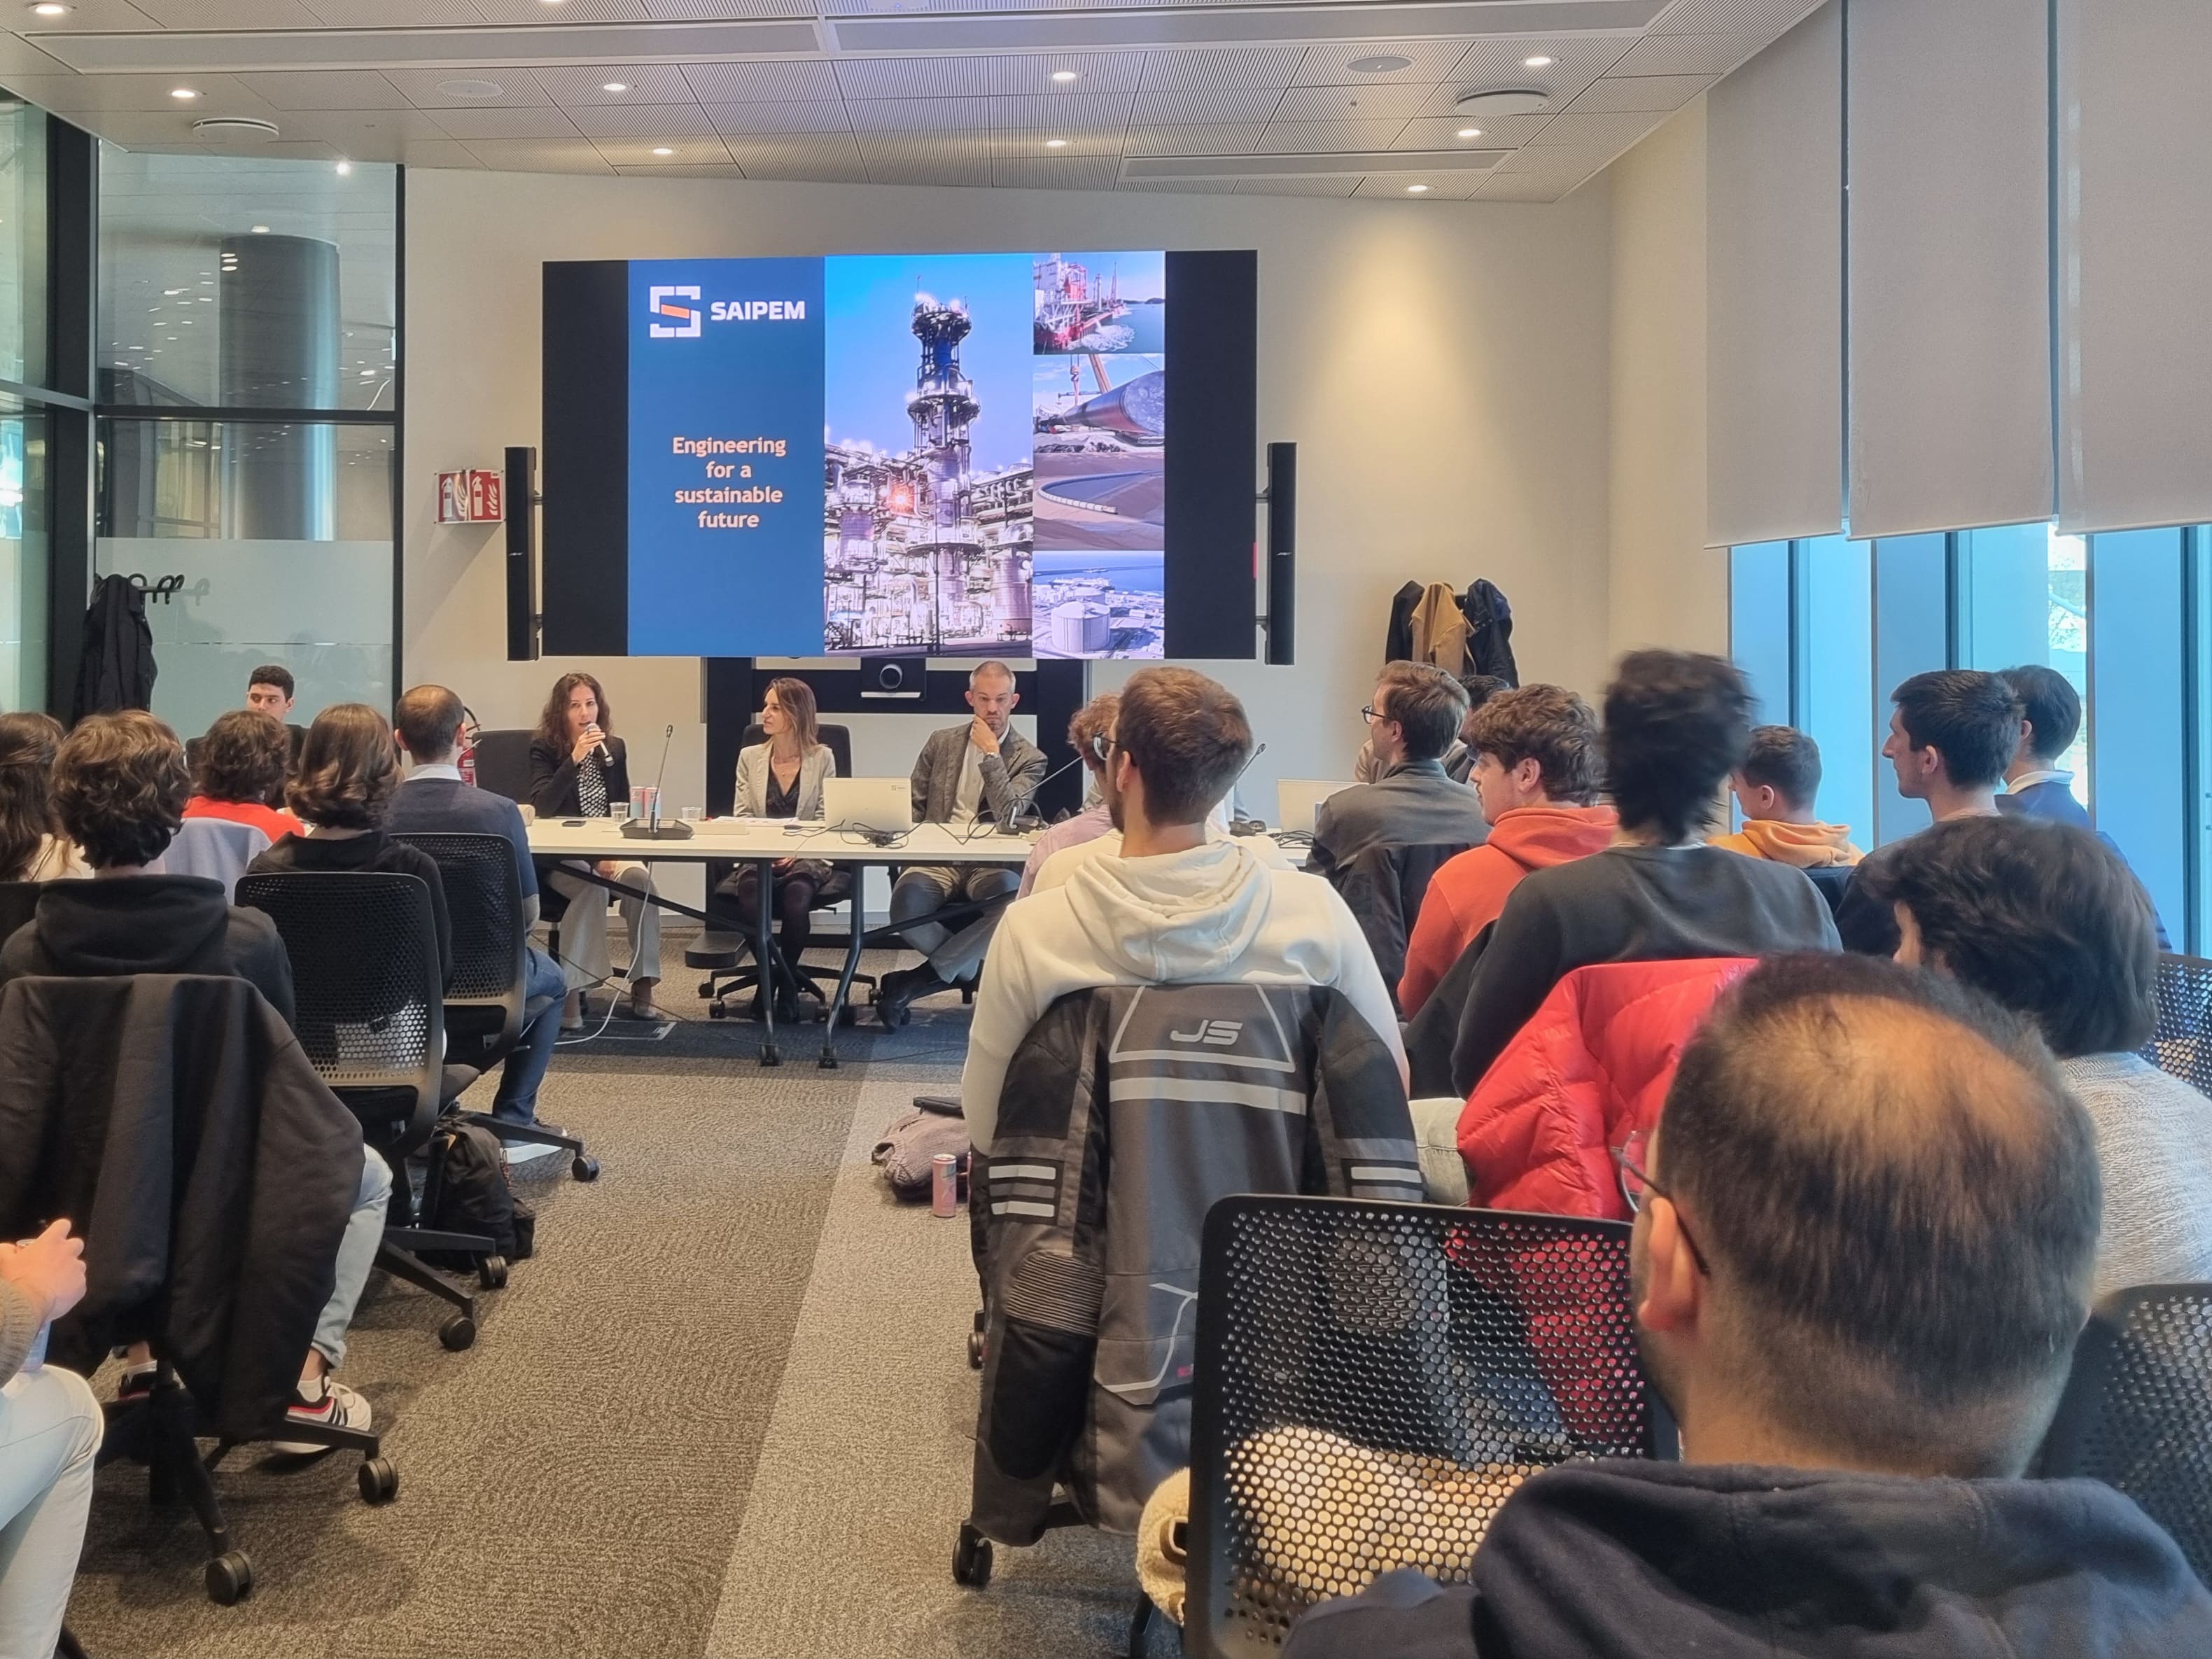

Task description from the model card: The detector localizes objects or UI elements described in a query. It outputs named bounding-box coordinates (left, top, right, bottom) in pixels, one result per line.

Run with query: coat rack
left=125, top=572, right=185, bottom=605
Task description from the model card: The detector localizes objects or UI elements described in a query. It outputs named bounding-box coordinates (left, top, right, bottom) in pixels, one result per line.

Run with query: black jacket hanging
left=1462, top=579, right=1518, bottom=686
left=1383, top=580, right=1422, bottom=662
left=72, top=573, right=157, bottom=720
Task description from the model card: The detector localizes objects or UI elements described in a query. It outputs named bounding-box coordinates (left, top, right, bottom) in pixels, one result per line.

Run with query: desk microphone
left=997, top=746, right=1093, bottom=835
left=1226, top=741, right=1270, bottom=837
left=621, top=721, right=694, bottom=841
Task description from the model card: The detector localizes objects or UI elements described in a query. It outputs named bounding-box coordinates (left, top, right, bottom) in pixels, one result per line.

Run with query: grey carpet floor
left=61, top=941, right=1172, bottom=1659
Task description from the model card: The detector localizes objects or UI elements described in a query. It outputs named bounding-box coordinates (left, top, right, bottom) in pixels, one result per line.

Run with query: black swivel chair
left=394, top=831, right=599, bottom=1182
left=690, top=720, right=877, bottom=1018
left=236, top=869, right=500, bottom=1351
left=1184, top=1195, right=1676, bottom=1658
left=469, top=727, right=536, bottom=807
left=2142, top=953, right=2212, bottom=1088
left=2039, top=1282, right=2212, bottom=1587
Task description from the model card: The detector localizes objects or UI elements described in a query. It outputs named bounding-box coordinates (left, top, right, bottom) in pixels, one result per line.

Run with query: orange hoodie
left=1709, top=818, right=1863, bottom=868
left=1399, top=804, right=1619, bottom=1017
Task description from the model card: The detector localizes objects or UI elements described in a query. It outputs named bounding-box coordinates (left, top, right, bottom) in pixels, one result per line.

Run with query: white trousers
left=0, top=1365, right=101, bottom=1659
left=546, top=862, right=663, bottom=992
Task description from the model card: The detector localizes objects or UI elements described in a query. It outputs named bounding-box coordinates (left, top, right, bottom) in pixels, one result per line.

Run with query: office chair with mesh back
left=468, top=728, right=536, bottom=806
left=2143, top=954, right=2212, bottom=1091
left=690, top=720, right=876, bottom=1018
left=394, top=831, right=598, bottom=1181
left=235, top=869, right=500, bottom=1351
left=1184, top=1195, right=1675, bottom=1659
left=2039, top=1281, right=2212, bottom=1587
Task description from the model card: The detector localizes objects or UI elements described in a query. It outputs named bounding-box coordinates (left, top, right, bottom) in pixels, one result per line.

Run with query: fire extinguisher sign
left=438, top=469, right=505, bottom=524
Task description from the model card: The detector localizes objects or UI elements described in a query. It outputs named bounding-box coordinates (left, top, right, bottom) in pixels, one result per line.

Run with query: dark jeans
left=491, top=942, right=566, bottom=1126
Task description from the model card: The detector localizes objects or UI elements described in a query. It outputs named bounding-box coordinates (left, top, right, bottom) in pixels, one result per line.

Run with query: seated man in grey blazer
left=876, top=660, right=1046, bottom=1027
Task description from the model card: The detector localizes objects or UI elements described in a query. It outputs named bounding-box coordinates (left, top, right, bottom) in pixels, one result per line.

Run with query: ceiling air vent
left=1454, top=88, right=1553, bottom=117
left=192, top=115, right=279, bottom=142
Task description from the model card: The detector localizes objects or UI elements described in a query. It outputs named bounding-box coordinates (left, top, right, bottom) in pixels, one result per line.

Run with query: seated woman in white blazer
left=719, top=676, right=841, bottom=1009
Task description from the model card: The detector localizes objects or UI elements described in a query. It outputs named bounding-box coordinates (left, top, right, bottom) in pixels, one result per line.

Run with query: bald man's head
left=1651, top=953, right=2099, bottom=1477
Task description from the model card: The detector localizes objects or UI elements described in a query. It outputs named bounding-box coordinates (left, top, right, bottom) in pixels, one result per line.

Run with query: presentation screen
left=540, top=249, right=1257, bottom=662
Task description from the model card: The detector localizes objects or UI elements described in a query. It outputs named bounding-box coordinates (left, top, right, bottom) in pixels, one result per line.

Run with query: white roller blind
left=1847, top=0, right=2052, bottom=539
left=1706, top=1, right=1842, bottom=549
left=2056, top=0, right=2212, bottom=533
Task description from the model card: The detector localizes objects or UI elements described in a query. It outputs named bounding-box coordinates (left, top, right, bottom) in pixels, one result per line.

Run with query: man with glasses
left=1287, top=951, right=2212, bottom=1658
left=1306, top=662, right=1491, bottom=886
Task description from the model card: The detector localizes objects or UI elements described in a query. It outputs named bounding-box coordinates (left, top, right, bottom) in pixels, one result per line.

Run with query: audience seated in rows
left=0, top=1217, right=96, bottom=1659
left=960, top=666, right=1406, bottom=1152
left=184, top=708, right=304, bottom=843
left=0, top=712, right=87, bottom=883
left=1287, top=951, right=2212, bottom=1658
left=1877, top=813, right=2212, bottom=1298
left=715, top=676, right=843, bottom=1015
left=1398, top=685, right=1614, bottom=1018
left=1354, top=671, right=1508, bottom=785
left=1998, top=664, right=2092, bottom=825
left=1307, top=662, right=1492, bottom=885
left=249, top=704, right=454, bottom=990
left=0, top=710, right=387, bottom=1449
left=1834, top=669, right=2015, bottom=955
left=388, top=683, right=566, bottom=1140
left=1016, top=691, right=1119, bottom=899
left=1710, top=724, right=1861, bottom=868
left=1404, top=650, right=1840, bottom=1100
left=530, top=669, right=662, bottom=1023
left=877, top=660, right=1047, bottom=1028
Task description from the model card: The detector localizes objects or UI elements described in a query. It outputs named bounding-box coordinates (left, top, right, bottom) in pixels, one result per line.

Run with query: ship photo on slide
left=1033, top=251, right=1165, bottom=354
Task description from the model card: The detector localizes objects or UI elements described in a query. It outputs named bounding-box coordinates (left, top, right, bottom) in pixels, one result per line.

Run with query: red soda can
left=932, top=1152, right=960, bottom=1217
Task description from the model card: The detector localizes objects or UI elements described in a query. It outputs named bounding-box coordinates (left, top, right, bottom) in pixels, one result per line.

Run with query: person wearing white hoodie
left=961, top=666, right=1408, bottom=1149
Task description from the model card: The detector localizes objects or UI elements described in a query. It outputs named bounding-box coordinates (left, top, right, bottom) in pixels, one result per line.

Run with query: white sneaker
left=274, top=1377, right=373, bottom=1455
left=505, top=1139, right=563, bottom=1166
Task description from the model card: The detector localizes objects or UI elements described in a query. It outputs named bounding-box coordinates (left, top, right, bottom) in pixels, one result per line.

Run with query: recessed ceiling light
left=28, top=4, right=69, bottom=17
left=1457, top=127, right=1483, bottom=138
left=1523, top=55, right=1555, bottom=68
left=1348, top=54, right=1413, bottom=74
left=251, top=224, right=269, bottom=233
left=1406, top=183, right=1431, bottom=192
left=603, top=82, right=629, bottom=92
left=652, top=146, right=673, bottom=156
left=335, top=160, right=351, bottom=174
left=1050, top=70, right=1079, bottom=83
left=170, top=88, right=199, bottom=100
left=1045, top=137, right=1068, bottom=148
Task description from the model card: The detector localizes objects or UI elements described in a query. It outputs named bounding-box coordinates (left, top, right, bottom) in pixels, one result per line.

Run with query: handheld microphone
left=620, top=721, right=694, bottom=841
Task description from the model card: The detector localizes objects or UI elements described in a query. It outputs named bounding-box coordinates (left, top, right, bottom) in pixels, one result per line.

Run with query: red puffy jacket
left=1457, top=958, right=1756, bottom=1221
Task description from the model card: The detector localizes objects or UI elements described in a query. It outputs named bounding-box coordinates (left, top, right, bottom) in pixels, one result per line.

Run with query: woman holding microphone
left=718, top=676, right=841, bottom=1016
left=529, top=671, right=662, bottom=1023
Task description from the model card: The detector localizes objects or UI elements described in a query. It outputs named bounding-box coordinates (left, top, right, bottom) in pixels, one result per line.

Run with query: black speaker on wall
left=505, top=444, right=539, bottom=662
left=1263, top=441, right=1296, bottom=666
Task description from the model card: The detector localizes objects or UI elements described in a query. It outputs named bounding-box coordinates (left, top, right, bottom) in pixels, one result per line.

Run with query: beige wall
left=1606, top=97, right=1726, bottom=661
left=402, top=167, right=1613, bottom=837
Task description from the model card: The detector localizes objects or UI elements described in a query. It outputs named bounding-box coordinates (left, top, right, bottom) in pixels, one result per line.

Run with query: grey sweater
left=2059, top=1052, right=2212, bottom=1299
left=0, top=1277, right=39, bottom=1385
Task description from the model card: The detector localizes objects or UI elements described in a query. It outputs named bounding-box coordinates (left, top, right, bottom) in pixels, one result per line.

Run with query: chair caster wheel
left=439, top=1313, right=477, bottom=1351
left=696, top=979, right=715, bottom=997
left=953, top=1525, right=993, bottom=1588
left=206, top=1549, right=253, bottom=1605
left=478, top=1255, right=508, bottom=1289
left=572, top=1154, right=600, bottom=1182
left=358, top=1456, right=399, bottom=1505
left=708, top=1002, right=727, bottom=1020
left=967, top=1330, right=985, bottom=1370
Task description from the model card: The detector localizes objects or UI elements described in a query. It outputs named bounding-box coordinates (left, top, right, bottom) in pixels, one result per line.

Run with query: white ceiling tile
left=463, top=139, right=616, bottom=174
left=131, top=0, right=323, bottom=24
left=1140, top=48, right=1304, bottom=94
left=302, top=0, right=490, bottom=22
left=703, top=101, right=853, bottom=136
left=591, top=134, right=732, bottom=164
left=431, top=106, right=582, bottom=141
left=993, top=153, right=1121, bottom=190
left=680, top=59, right=842, bottom=103
left=1115, top=177, right=1234, bottom=195
left=235, top=71, right=412, bottom=111
left=1650, top=0, right=1825, bottom=34
left=855, top=130, right=993, bottom=164
left=846, top=99, right=987, bottom=134
left=643, top=0, right=815, bottom=13
left=613, top=162, right=746, bottom=177
left=1271, top=83, right=1434, bottom=124
left=0, top=38, right=71, bottom=79
left=1443, top=35, right=1634, bottom=93
left=1234, top=176, right=1357, bottom=197
left=1255, top=118, right=1408, bottom=155
left=468, top=0, right=648, bottom=20
left=1130, top=87, right=1282, bottom=126
left=18, top=0, right=161, bottom=28
left=1492, top=143, right=1615, bottom=178
left=401, top=139, right=484, bottom=169
left=565, top=102, right=718, bottom=139
left=276, top=109, right=454, bottom=150
left=863, top=158, right=994, bottom=188
left=986, top=127, right=1121, bottom=159
left=6, top=73, right=272, bottom=115
left=536, top=64, right=697, bottom=106
left=834, top=52, right=1143, bottom=99
left=1353, top=171, right=1483, bottom=200
left=1124, top=122, right=1265, bottom=156
left=1527, top=109, right=1667, bottom=148
left=721, top=132, right=869, bottom=178
left=385, top=68, right=552, bottom=109
left=981, top=92, right=1132, bottom=130
left=1292, top=39, right=1479, bottom=87
left=1606, top=32, right=1760, bottom=75
left=1564, top=73, right=1714, bottom=113
left=1392, top=113, right=1552, bottom=150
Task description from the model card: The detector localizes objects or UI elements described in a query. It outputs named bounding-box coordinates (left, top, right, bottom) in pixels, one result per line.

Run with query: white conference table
left=526, top=815, right=1037, bottom=1068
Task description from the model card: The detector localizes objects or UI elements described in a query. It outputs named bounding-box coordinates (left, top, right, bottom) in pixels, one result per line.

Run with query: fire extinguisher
left=458, top=706, right=481, bottom=788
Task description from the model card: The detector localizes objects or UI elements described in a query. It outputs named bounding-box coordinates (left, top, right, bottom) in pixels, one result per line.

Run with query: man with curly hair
left=0, top=709, right=388, bottom=1452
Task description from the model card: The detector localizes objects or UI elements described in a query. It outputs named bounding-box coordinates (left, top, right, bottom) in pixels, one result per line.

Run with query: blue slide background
left=626, top=257, right=825, bottom=657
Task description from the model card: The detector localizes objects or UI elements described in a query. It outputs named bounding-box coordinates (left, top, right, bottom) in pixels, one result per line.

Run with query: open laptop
left=1275, top=779, right=1358, bottom=832
left=822, top=776, right=915, bottom=834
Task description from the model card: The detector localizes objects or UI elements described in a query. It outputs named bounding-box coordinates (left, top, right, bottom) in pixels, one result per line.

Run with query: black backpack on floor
left=422, top=1119, right=536, bottom=1264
